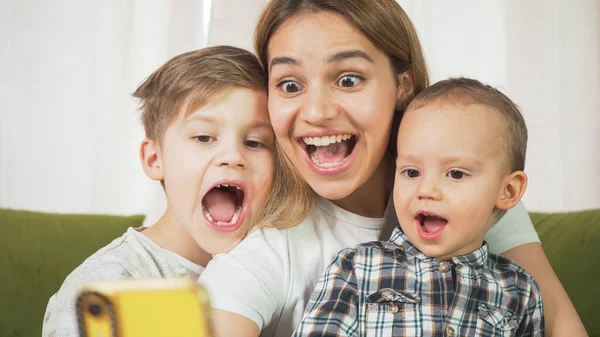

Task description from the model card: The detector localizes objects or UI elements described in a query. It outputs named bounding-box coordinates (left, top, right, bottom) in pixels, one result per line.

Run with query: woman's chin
left=306, top=176, right=356, bottom=201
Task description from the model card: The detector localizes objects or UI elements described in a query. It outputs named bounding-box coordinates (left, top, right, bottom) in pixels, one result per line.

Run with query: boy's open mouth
left=201, top=183, right=245, bottom=227
left=300, top=134, right=357, bottom=168
left=416, top=212, right=448, bottom=239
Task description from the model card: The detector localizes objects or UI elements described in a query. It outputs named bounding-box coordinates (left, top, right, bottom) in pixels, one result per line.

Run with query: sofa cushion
left=0, top=208, right=144, bottom=337
left=531, top=209, right=600, bottom=336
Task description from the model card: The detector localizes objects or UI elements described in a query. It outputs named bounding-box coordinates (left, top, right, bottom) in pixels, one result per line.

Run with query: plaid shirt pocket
left=366, top=288, right=420, bottom=337
left=477, top=303, right=518, bottom=336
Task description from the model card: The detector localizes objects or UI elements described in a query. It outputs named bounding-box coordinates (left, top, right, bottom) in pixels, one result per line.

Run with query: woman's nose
left=299, top=86, right=340, bottom=125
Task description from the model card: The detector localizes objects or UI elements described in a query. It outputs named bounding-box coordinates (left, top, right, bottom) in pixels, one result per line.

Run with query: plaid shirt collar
left=389, top=227, right=489, bottom=268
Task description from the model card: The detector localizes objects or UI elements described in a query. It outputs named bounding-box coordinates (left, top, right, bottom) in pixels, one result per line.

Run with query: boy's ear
left=139, top=138, right=164, bottom=181
left=396, top=69, right=415, bottom=111
left=496, top=171, right=528, bottom=210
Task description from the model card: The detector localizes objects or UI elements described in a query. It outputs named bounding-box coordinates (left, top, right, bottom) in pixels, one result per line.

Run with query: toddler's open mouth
left=416, top=212, right=448, bottom=240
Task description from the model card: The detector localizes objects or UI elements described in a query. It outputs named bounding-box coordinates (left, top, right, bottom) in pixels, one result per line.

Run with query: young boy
left=42, top=46, right=310, bottom=337
left=293, top=78, right=544, bottom=336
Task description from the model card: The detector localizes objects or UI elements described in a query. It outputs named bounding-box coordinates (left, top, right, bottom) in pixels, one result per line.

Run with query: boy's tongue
left=203, top=189, right=237, bottom=222
left=311, top=142, right=349, bottom=164
left=422, top=216, right=448, bottom=233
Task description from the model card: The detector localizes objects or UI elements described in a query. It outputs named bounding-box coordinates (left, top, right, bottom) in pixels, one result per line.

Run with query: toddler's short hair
left=133, top=46, right=266, bottom=141
left=407, top=77, right=528, bottom=172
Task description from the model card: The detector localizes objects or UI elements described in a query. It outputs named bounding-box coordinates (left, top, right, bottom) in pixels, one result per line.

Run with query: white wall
left=0, top=0, right=208, bottom=215
left=1, top=0, right=598, bottom=217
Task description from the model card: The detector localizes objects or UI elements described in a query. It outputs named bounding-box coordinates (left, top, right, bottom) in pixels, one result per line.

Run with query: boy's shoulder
left=485, top=252, right=538, bottom=285
left=481, top=252, right=541, bottom=307
left=63, top=228, right=151, bottom=283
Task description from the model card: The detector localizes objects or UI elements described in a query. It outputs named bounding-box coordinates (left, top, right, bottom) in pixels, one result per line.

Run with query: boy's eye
left=194, top=135, right=213, bottom=143
left=245, top=140, right=263, bottom=148
left=337, top=75, right=362, bottom=88
left=448, top=170, right=466, bottom=179
left=279, top=80, right=302, bottom=94
left=403, top=169, right=420, bottom=178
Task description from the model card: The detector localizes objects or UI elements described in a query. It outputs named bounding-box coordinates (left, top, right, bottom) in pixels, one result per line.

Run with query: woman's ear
left=496, top=171, right=528, bottom=210
left=396, top=69, right=415, bottom=111
left=139, top=138, right=164, bottom=181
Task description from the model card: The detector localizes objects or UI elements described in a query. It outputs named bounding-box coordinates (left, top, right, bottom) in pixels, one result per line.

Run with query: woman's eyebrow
left=270, top=56, right=300, bottom=73
left=327, top=50, right=374, bottom=64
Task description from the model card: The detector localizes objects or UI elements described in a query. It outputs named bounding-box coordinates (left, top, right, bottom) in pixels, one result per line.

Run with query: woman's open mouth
left=298, top=134, right=358, bottom=175
left=201, top=182, right=246, bottom=232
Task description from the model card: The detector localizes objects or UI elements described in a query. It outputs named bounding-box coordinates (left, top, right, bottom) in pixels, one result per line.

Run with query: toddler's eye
left=337, top=75, right=362, bottom=88
left=194, top=135, right=213, bottom=143
left=403, top=169, right=420, bottom=178
left=245, top=140, right=263, bottom=148
left=448, top=170, right=465, bottom=179
left=279, top=81, right=302, bottom=94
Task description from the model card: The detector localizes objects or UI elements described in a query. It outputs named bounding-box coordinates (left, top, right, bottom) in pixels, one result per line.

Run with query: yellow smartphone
left=76, top=279, right=213, bottom=337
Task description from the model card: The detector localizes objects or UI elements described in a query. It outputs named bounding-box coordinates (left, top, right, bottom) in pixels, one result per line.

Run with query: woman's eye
left=337, top=75, right=362, bottom=88
left=245, top=140, right=263, bottom=148
left=448, top=170, right=465, bottom=179
left=403, top=169, right=420, bottom=178
left=280, top=81, right=302, bottom=94
left=194, top=135, right=213, bottom=143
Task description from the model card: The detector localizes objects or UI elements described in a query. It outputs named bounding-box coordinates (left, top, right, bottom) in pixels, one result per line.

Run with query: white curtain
left=1, top=0, right=210, bottom=216
left=1, top=0, right=598, bottom=221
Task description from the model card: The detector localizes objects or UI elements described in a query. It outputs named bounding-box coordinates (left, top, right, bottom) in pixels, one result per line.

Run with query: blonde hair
left=408, top=77, right=528, bottom=172
left=133, top=45, right=313, bottom=230
left=251, top=143, right=316, bottom=229
left=254, top=0, right=430, bottom=157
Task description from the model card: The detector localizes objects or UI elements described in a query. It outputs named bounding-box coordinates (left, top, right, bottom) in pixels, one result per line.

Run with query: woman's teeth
left=303, top=134, right=352, bottom=146
left=309, top=152, right=349, bottom=167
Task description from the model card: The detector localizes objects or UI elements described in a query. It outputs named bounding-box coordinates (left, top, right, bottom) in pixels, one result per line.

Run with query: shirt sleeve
left=198, top=228, right=289, bottom=331
left=485, top=201, right=540, bottom=254
left=292, top=248, right=359, bottom=337
left=42, top=259, right=132, bottom=337
left=515, top=280, right=545, bottom=336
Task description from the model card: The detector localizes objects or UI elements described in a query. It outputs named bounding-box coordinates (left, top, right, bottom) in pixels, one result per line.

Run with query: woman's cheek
left=268, top=97, right=297, bottom=138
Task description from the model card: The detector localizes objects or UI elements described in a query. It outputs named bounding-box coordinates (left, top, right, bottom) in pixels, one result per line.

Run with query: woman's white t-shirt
left=199, top=197, right=539, bottom=337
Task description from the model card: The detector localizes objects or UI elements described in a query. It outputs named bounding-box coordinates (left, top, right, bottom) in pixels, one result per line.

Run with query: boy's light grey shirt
left=42, top=227, right=204, bottom=337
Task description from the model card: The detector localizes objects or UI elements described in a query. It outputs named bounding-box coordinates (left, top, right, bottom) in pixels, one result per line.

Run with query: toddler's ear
left=496, top=171, right=528, bottom=210
left=140, top=138, right=164, bottom=181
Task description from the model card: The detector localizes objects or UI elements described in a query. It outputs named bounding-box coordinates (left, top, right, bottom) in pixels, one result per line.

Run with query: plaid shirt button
left=439, top=263, right=450, bottom=273
left=445, top=326, right=455, bottom=336
left=389, top=304, right=399, bottom=313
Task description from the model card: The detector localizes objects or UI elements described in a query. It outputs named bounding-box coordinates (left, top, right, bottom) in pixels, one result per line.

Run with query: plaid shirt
left=293, top=227, right=544, bottom=337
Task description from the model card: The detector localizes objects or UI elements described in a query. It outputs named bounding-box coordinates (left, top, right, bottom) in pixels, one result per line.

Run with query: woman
left=199, top=1, right=587, bottom=336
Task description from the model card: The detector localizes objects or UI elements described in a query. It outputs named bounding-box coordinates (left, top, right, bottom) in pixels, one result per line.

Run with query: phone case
left=76, top=279, right=213, bottom=337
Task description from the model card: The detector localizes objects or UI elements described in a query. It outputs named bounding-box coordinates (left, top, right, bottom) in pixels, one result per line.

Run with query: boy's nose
left=417, top=176, right=442, bottom=201
left=216, top=142, right=246, bottom=169
left=299, top=87, right=341, bottom=125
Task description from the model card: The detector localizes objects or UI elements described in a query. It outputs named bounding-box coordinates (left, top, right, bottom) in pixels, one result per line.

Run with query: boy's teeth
left=303, top=134, right=352, bottom=146
left=203, top=205, right=242, bottom=226
left=216, top=183, right=242, bottom=190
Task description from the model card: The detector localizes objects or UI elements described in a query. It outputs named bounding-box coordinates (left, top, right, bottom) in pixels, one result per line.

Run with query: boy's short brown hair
left=406, top=77, right=528, bottom=172
left=133, top=45, right=266, bottom=141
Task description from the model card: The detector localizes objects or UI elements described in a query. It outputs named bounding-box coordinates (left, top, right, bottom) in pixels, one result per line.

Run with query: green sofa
left=1, top=208, right=599, bottom=337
